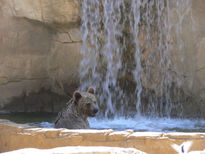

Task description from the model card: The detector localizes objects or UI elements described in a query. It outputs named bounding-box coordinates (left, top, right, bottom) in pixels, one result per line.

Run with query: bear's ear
left=87, top=87, right=95, bottom=94
left=73, top=91, right=82, bottom=102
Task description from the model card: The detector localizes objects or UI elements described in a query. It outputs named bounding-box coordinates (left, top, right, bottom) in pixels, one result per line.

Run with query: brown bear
left=54, top=87, right=98, bottom=129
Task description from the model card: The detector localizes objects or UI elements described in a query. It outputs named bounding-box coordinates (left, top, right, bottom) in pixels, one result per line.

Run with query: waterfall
left=79, top=0, right=193, bottom=118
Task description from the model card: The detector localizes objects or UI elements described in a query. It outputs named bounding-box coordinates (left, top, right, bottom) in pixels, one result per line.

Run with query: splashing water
left=1, top=113, right=205, bottom=132
left=79, top=0, right=194, bottom=118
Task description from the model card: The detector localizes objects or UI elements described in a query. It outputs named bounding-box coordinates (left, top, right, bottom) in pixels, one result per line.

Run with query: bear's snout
left=93, top=108, right=98, bottom=114
left=90, top=108, right=98, bottom=117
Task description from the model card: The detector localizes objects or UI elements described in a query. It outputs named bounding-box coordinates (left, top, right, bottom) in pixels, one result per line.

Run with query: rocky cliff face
left=0, top=0, right=81, bottom=112
left=180, top=0, right=205, bottom=117
left=0, top=0, right=205, bottom=116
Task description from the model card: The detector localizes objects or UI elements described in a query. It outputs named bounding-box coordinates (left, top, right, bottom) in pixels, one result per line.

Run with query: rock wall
left=0, top=0, right=81, bottom=112
left=175, top=0, right=205, bottom=117
left=0, top=120, right=205, bottom=154
left=154, top=0, right=205, bottom=117
left=1, top=0, right=205, bottom=114
left=191, top=0, right=205, bottom=100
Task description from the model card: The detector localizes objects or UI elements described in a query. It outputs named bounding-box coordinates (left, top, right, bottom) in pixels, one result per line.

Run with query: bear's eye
left=86, top=103, right=91, bottom=107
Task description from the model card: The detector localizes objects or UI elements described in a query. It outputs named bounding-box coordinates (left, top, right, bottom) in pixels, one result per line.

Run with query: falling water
left=79, top=0, right=193, bottom=118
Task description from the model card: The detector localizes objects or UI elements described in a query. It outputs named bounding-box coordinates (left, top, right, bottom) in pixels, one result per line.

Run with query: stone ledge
left=2, top=146, right=145, bottom=154
left=0, top=119, right=205, bottom=154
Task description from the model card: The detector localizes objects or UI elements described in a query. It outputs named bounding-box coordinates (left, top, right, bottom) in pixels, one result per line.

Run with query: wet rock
left=2, top=89, right=68, bottom=113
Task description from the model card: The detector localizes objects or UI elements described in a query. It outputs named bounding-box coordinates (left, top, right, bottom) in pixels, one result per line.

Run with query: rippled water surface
left=89, top=117, right=205, bottom=132
left=0, top=113, right=205, bottom=132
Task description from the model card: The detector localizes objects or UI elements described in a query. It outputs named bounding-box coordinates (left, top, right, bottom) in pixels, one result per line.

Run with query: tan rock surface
left=0, top=0, right=81, bottom=111
left=179, top=0, right=205, bottom=102
left=196, top=38, right=205, bottom=99
left=2, top=146, right=146, bottom=154
left=2, top=0, right=80, bottom=29
left=0, top=120, right=205, bottom=154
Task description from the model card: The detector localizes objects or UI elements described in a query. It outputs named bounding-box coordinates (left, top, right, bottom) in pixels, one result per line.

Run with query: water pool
left=0, top=113, right=205, bottom=132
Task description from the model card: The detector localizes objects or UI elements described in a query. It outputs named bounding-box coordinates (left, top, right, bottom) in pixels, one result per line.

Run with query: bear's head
left=73, top=87, right=98, bottom=118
